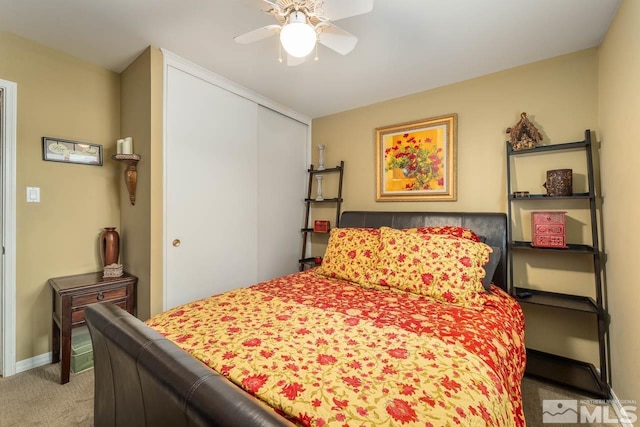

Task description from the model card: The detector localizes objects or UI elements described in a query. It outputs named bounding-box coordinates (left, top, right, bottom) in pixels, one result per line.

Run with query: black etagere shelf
left=509, top=192, right=591, bottom=201
left=507, top=129, right=609, bottom=399
left=303, top=197, right=343, bottom=203
left=514, top=287, right=599, bottom=313
left=526, top=349, right=609, bottom=398
left=510, top=241, right=597, bottom=254
left=299, top=161, right=344, bottom=271
left=507, top=139, right=589, bottom=155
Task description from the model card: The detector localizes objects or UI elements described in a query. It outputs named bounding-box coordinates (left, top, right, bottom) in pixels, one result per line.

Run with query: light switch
left=26, top=187, right=40, bottom=203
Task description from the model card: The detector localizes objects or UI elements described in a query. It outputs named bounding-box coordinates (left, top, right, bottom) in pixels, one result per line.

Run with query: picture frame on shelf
left=375, top=114, right=457, bottom=201
left=42, top=137, right=103, bottom=166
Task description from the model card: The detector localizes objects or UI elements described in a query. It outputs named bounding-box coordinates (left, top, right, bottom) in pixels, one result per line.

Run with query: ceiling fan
left=234, top=0, right=374, bottom=66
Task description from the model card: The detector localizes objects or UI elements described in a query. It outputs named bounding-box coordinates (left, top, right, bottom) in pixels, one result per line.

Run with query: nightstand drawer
left=72, top=287, right=127, bottom=306
left=72, top=299, right=127, bottom=324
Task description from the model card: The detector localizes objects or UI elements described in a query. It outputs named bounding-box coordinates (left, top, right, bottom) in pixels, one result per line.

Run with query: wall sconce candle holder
left=112, top=153, right=141, bottom=205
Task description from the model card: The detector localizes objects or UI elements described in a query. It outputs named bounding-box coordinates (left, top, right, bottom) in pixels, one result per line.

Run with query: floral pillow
left=482, top=246, right=502, bottom=290
left=412, top=225, right=483, bottom=242
left=316, top=228, right=380, bottom=285
left=375, top=227, right=491, bottom=307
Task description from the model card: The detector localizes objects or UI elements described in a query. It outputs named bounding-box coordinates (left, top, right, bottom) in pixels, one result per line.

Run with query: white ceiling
left=0, top=0, right=621, bottom=119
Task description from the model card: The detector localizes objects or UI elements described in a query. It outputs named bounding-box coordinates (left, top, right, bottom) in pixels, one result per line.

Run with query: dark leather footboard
left=85, top=302, right=292, bottom=427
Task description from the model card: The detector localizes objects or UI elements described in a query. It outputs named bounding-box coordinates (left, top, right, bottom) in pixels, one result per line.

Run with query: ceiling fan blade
left=286, top=54, right=307, bottom=67
left=320, top=0, right=374, bottom=21
left=234, top=25, right=281, bottom=44
left=318, top=24, right=358, bottom=55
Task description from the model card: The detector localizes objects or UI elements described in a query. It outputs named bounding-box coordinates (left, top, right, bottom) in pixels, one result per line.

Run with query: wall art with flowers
left=376, top=114, right=457, bottom=201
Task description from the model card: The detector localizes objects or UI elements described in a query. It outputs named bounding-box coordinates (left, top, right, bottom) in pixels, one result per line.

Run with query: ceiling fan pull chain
left=278, top=42, right=283, bottom=63
left=314, top=42, right=319, bottom=61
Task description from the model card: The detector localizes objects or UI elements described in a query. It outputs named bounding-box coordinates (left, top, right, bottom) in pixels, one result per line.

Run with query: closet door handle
left=172, top=239, right=181, bottom=247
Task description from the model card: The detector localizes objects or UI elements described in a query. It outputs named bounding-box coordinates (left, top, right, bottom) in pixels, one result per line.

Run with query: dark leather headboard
left=339, top=211, right=508, bottom=292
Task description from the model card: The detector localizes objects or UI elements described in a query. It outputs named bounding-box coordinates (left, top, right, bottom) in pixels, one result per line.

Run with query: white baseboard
left=15, top=352, right=51, bottom=374
left=609, top=388, right=636, bottom=427
left=592, top=368, right=635, bottom=426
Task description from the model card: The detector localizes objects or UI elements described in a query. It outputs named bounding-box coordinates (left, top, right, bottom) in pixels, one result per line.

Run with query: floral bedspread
left=147, top=270, right=526, bottom=426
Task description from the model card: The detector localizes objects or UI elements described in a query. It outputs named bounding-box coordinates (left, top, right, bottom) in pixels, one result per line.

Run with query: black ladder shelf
left=299, top=161, right=344, bottom=270
left=506, top=130, right=609, bottom=399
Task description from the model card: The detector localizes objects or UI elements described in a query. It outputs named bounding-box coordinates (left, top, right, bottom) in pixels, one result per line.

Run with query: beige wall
left=0, top=31, right=120, bottom=361
left=119, top=47, right=163, bottom=320
left=312, top=49, right=601, bottom=364
left=598, top=0, right=640, bottom=402
left=3, top=5, right=635, bottom=401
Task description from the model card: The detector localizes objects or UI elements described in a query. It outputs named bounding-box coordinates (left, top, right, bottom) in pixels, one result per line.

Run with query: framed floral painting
left=376, top=114, right=457, bottom=201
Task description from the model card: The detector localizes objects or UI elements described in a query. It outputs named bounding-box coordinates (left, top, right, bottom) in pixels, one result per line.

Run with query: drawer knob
left=172, top=239, right=181, bottom=247
left=97, top=292, right=105, bottom=301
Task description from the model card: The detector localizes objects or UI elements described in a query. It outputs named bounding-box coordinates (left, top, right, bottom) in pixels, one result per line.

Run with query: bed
left=85, top=211, right=525, bottom=427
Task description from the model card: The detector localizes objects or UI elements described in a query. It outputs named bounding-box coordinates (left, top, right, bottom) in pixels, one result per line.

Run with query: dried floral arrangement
left=506, top=112, right=543, bottom=150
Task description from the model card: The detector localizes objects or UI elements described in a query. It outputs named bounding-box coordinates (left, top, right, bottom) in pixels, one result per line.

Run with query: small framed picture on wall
left=42, top=137, right=103, bottom=166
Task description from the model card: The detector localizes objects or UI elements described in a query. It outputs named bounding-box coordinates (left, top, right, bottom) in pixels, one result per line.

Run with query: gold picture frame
left=376, top=114, right=457, bottom=201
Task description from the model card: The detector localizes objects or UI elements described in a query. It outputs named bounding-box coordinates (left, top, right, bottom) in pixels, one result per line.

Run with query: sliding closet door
left=165, top=66, right=258, bottom=310
left=257, top=106, right=308, bottom=281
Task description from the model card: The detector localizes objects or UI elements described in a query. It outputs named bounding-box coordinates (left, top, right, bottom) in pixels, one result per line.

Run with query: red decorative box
left=313, top=220, right=330, bottom=233
left=531, top=211, right=568, bottom=248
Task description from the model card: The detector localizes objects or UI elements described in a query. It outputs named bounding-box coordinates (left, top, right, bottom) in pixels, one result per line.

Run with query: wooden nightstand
left=49, top=271, right=137, bottom=384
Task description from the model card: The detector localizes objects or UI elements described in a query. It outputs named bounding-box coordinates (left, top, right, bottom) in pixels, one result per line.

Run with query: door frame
left=0, top=78, right=17, bottom=377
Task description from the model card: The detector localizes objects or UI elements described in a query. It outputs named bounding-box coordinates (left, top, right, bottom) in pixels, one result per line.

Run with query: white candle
left=116, top=139, right=124, bottom=154
left=122, top=137, right=133, bottom=154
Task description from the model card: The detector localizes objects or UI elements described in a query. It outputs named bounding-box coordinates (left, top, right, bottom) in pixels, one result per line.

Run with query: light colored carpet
left=0, top=364, right=93, bottom=427
left=522, top=376, right=623, bottom=427
left=0, top=364, right=624, bottom=426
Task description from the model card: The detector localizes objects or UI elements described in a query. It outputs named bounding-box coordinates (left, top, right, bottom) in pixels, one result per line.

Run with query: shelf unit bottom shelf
left=525, top=349, right=609, bottom=399
left=298, top=257, right=322, bottom=270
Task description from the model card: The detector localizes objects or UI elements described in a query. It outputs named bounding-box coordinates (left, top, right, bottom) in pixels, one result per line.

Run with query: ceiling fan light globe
left=280, top=22, right=316, bottom=58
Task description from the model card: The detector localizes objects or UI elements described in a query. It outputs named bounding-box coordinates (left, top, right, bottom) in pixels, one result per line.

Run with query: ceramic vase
left=100, top=227, right=120, bottom=267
